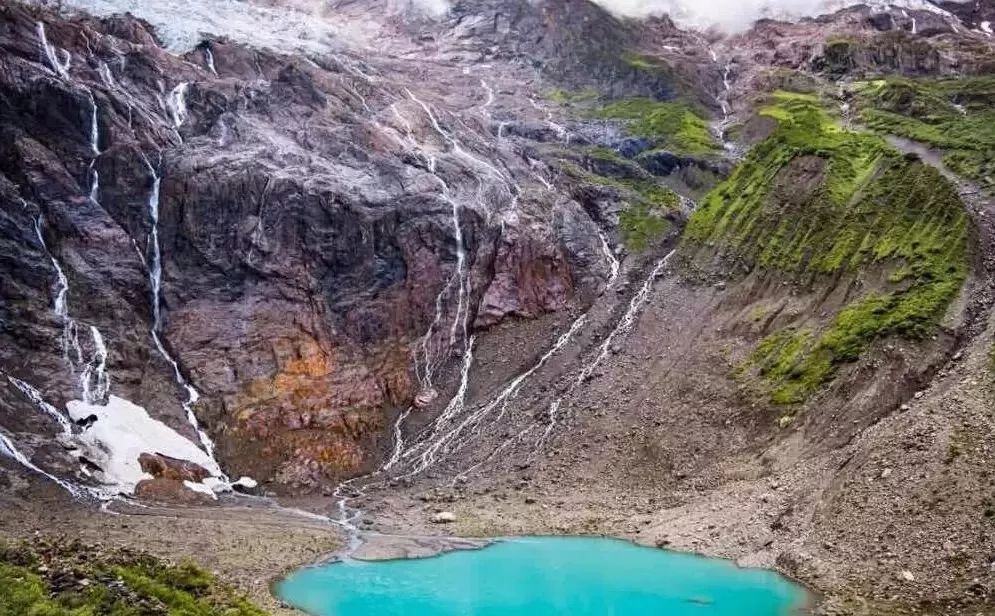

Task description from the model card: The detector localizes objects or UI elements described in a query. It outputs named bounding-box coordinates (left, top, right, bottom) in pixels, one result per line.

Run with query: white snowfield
left=591, top=0, right=961, bottom=30
left=67, top=395, right=225, bottom=496
left=38, top=0, right=968, bottom=55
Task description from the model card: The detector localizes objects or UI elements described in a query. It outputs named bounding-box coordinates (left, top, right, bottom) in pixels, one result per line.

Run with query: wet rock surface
left=0, top=0, right=646, bottom=493
left=1, top=1, right=995, bottom=615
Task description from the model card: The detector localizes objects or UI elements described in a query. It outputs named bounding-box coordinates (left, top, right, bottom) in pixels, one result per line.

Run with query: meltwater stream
left=276, top=537, right=808, bottom=616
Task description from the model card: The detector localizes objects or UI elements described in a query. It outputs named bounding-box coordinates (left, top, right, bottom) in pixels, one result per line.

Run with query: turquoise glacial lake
left=276, top=536, right=809, bottom=616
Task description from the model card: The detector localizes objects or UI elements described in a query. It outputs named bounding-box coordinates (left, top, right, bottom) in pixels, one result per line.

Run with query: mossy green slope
left=0, top=540, right=267, bottom=616
left=592, top=98, right=718, bottom=156
left=686, top=91, right=968, bottom=405
left=855, top=76, right=995, bottom=192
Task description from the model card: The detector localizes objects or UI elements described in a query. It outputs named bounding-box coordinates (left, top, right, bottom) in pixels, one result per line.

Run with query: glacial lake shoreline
left=274, top=534, right=815, bottom=616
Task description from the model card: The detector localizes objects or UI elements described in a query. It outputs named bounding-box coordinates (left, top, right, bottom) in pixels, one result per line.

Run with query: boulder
left=431, top=511, right=456, bottom=524
left=134, top=478, right=216, bottom=505
left=138, top=453, right=211, bottom=483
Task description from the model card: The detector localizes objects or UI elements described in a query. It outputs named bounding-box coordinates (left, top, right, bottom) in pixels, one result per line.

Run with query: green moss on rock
left=592, top=98, right=719, bottom=156
left=692, top=92, right=968, bottom=404
left=856, top=76, right=995, bottom=192
left=560, top=160, right=679, bottom=252
left=0, top=540, right=267, bottom=616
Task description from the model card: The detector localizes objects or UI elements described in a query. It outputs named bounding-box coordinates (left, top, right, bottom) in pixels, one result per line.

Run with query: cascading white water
left=0, top=429, right=83, bottom=498
left=394, top=96, right=479, bottom=392
left=576, top=249, right=675, bottom=384
left=529, top=97, right=570, bottom=143
left=141, top=156, right=221, bottom=463
left=33, top=215, right=111, bottom=403
left=598, top=230, right=621, bottom=288
left=88, top=95, right=101, bottom=203
left=398, top=228, right=624, bottom=477
left=166, top=82, right=189, bottom=128
left=399, top=337, right=476, bottom=477
left=535, top=250, right=677, bottom=451
left=143, top=157, right=164, bottom=329
left=89, top=96, right=100, bottom=155
left=480, top=79, right=495, bottom=119
left=447, top=197, right=469, bottom=346
left=36, top=21, right=71, bottom=80
left=7, top=376, right=73, bottom=436
left=79, top=326, right=110, bottom=404
left=405, top=89, right=511, bottom=186
left=2, top=370, right=89, bottom=499
left=203, top=47, right=218, bottom=76
left=381, top=409, right=412, bottom=472
left=33, top=217, right=70, bottom=322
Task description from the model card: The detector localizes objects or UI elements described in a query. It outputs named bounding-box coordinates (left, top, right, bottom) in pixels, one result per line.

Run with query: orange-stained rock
left=134, top=478, right=216, bottom=506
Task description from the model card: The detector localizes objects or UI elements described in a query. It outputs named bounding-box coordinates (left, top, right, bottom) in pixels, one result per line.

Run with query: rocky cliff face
left=3, top=0, right=995, bottom=613
left=1, top=0, right=678, bottom=495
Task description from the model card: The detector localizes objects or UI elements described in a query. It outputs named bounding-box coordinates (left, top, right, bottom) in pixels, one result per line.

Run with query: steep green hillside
left=856, top=76, right=995, bottom=192
left=686, top=92, right=968, bottom=405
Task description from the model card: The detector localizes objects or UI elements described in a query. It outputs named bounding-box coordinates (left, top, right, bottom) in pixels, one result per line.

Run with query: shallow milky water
left=276, top=536, right=808, bottom=616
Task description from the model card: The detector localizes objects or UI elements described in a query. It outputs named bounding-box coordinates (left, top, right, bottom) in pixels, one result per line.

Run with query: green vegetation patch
left=560, top=160, right=679, bottom=252
left=620, top=200, right=673, bottom=253
left=593, top=98, right=719, bottom=156
left=547, top=87, right=600, bottom=106
left=688, top=91, right=968, bottom=404
left=855, top=76, right=995, bottom=192
left=0, top=539, right=267, bottom=616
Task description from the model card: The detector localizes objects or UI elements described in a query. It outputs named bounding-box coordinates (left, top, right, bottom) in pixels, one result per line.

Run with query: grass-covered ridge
left=687, top=91, right=968, bottom=405
left=0, top=539, right=267, bottom=616
left=855, top=76, right=995, bottom=193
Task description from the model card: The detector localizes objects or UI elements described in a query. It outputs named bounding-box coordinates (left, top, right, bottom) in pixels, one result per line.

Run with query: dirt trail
left=885, top=134, right=995, bottom=342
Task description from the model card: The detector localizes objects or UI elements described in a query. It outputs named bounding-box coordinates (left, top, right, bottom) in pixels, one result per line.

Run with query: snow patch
left=183, top=479, right=218, bottom=499
left=66, top=395, right=223, bottom=494
left=590, top=0, right=961, bottom=31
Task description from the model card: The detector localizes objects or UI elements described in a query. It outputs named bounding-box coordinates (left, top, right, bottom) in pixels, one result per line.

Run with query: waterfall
left=88, top=95, right=101, bottom=203
left=480, top=79, right=495, bottom=119
left=576, top=250, right=675, bottom=384
left=400, top=337, right=476, bottom=477
left=36, top=22, right=71, bottom=80
left=79, top=326, right=110, bottom=404
left=88, top=164, right=99, bottom=204
left=166, top=82, right=189, bottom=129
left=7, top=376, right=73, bottom=436
left=0, top=430, right=83, bottom=498
left=203, top=47, right=218, bottom=76
left=398, top=227, right=623, bottom=478
left=598, top=231, right=621, bottom=288
left=89, top=96, right=100, bottom=155
left=447, top=198, right=468, bottom=346
left=381, top=409, right=412, bottom=472
left=34, top=217, right=70, bottom=321
left=143, top=157, right=164, bottom=330
left=405, top=89, right=510, bottom=185
left=529, top=97, right=569, bottom=143
left=141, top=156, right=221, bottom=463
left=395, top=96, right=478, bottom=392
left=33, top=215, right=113, bottom=403
left=536, top=250, right=677, bottom=450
